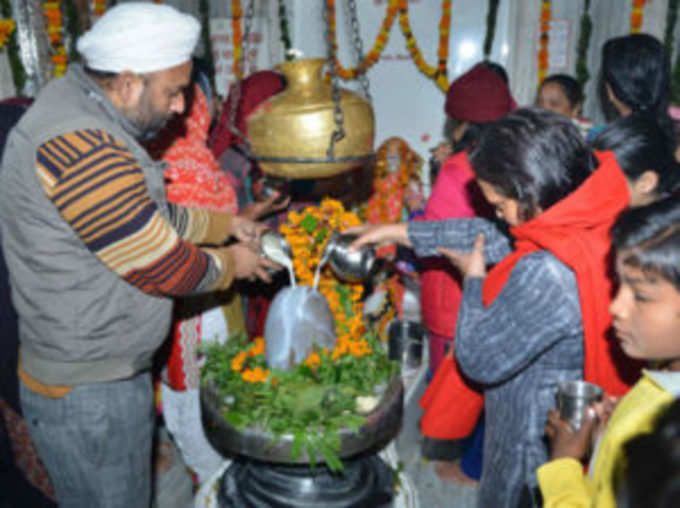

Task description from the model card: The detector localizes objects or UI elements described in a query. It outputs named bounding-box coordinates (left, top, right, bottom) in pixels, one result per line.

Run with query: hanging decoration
left=0, top=0, right=23, bottom=93
left=397, top=0, right=451, bottom=92
left=631, top=0, right=645, bottom=33
left=537, top=0, right=551, bottom=85
left=43, top=1, right=67, bottom=77
left=92, top=0, right=106, bottom=17
left=198, top=0, right=214, bottom=79
left=64, top=0, right=79, bottom=62
left=575, top=0, right=591, bottom=90
left=483, top=0, right=500, bottom=59
left=665, top=0, right=679, bottom=57
left=0, top=16, right=14, bottom=51
left=326, top=0, right=397, bottom=80
left=232, top=0, right=243, bottom=78
left=277, top=0, right=292, bottom=60
left=670, top=0, right=680, bottom=104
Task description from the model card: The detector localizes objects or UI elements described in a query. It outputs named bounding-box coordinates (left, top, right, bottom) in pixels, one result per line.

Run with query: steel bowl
left=325, top=232, right=377, bottom=283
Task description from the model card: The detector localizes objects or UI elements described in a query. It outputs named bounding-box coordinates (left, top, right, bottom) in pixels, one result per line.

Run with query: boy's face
left=610, top=258, right=680, bottom=364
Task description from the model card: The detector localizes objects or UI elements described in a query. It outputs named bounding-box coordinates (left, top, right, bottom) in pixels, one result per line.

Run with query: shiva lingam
left=200, top=282, right=402, bottom=507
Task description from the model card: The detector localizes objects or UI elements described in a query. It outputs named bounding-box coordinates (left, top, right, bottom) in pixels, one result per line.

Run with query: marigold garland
left=537, top=0, right=551, bottom=85
left=279, top=199, right=367, bottom=347
left=326, top=0, right=397, bottom=80
left=631, top=0, right=645, bottom=33
left=44, top=1, right=67, bottom=77
left=0, top=18, right=14, bottom=50
left=232, top=0, right=243, bottom=78
left=92, top=0, right=106, bottom=17
left=396, top=0, right=451, bottom=92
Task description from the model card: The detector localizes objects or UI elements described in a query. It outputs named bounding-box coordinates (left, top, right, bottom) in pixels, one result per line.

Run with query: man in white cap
left=0, top=4, right=275, bottom=507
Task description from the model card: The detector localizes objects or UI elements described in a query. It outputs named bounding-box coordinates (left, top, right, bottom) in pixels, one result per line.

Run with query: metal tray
left=200, top=376, right=404, bottom=464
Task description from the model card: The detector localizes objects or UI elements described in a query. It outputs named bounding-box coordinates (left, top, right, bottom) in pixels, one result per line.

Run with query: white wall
left=5, top=0, right=674, bottom=168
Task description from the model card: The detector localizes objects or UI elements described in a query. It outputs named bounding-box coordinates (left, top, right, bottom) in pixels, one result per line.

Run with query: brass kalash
left=247, top=57, right=375, bottom=179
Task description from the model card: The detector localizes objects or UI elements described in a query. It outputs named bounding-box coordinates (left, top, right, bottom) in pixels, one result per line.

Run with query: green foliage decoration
left=278, top=0, right=293, bottom=60
left=0, top=0, right=25, bottom=93
left=575, top=0, right=592, bottom=91
left=483, top=0, right=500, bottom=59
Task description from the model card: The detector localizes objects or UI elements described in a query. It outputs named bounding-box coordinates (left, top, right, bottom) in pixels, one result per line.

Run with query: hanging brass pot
left=247, top=58, right=375, bottom=179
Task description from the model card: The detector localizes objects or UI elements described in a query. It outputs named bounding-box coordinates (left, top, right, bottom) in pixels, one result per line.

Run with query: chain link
left=347, top=0, right=372, bottom=102
left=324, top=0, right=345, bottom=160
left=228, top=0, right=256, bottom=158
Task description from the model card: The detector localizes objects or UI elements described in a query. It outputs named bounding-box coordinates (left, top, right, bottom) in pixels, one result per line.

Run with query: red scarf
left=420, top=151, right=640, bottom=439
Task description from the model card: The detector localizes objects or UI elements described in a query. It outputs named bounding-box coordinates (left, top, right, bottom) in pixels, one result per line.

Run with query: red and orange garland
left=232, top=0, right=244, bottom=78
left=397, top=0, right=451, bottom=92
left=92, top=0, right=107, bottom=17
left=43, top=1, right=67, bottom=77
left=326, top=0, right=398, bottom=80
left=325, top=0, right=451, bottom=92
left=537, top=0, right=551, bottom=85
left=0, top=18, right=15, bottom=50
left=631, top=0, right=645, bottom=33
left=279, top=199, right=366, bottom=342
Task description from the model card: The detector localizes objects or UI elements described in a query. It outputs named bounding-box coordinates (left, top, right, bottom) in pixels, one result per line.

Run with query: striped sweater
left=36, top=129, right=233, bottom=297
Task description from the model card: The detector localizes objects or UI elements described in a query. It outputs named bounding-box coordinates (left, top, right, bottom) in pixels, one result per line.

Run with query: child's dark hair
left=590, top=113, right=680, bottom=197
left=601, top=33, right=673, bottom=143
left=617, top=398, right=680, bottom=508
left=469, top=107, right=595, bottom=221
left=540, top=74, right=584, bottom=109
left=611, top=196, right=680, bottom=290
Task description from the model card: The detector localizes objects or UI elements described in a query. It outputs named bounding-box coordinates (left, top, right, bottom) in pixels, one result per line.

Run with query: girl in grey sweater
left=351, top=108, right=641, bottom=507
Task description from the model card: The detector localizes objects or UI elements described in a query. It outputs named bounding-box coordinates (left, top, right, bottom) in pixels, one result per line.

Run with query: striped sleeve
left=36, top=129, right=226, bottom=296
left=166, top=203, right=233, bottom=245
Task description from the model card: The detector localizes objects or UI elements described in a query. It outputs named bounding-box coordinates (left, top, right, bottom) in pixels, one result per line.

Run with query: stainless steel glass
left=556, top=380, right=603, bottom=431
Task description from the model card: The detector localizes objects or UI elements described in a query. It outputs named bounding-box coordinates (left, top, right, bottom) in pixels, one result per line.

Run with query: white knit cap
left=77, top=3, right=200, bottom=74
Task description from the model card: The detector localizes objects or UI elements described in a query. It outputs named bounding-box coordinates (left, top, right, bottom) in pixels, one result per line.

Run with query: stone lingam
left=200, top=289, right=403, bottom=507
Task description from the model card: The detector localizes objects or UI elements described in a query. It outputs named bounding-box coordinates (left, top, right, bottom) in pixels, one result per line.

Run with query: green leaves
left=300, top=213, right=319, bottom=234
left=200, top=332, right=399, bottom=472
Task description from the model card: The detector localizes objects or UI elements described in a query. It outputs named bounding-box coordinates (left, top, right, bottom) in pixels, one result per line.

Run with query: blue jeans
left=20, top=372, right=155, bottom=508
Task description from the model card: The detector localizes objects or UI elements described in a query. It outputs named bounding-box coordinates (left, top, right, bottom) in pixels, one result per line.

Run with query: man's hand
left=228, top=243, right=279, bottom=282
left=230, top=215, right=268, bottom=244
left=438, top=234, right=486, bottom=279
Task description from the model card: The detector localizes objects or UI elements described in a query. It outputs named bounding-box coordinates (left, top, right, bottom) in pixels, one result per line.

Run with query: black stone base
left=217, top=454, right=395, bottom=508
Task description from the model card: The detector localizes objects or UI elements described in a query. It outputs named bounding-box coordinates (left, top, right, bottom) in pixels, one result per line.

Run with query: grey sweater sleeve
left=455, top=251, right=583, bottom=385
left=407, top=218, right=512, bottom=264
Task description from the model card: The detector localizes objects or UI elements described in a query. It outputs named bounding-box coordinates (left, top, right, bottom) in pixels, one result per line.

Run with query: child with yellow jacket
left=538, top=196, right=680, bottom=507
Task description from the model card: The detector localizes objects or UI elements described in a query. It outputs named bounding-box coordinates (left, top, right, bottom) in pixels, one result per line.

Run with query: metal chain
left=347, top=0, right=372, bottom=102
left=324, top=0, right=345, bottom=160
left=228, top=0, right=256, bottom=158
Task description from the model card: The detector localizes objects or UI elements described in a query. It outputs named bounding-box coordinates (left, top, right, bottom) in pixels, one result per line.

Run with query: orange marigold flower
left=304, top=351, right=321, bottom=368
left=230, top=351, right=248, bottom=372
